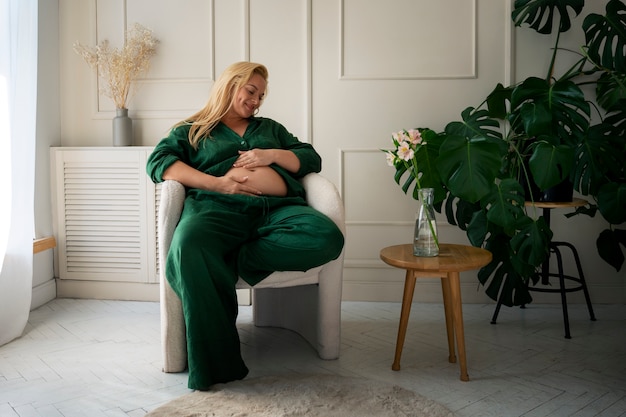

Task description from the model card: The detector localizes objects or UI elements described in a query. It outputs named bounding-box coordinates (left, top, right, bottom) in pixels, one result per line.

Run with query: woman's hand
left=233, top=149, right=301, bottom=172
left=162, top=160, right=262, bottom=196
left=214, top=174, right=262, bottom=196
left=233, top=149, right=273, bottom=168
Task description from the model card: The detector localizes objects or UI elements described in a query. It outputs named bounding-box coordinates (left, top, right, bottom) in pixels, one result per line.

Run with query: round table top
left=380, top=243, right=492, bottom=273
left=524, top=198, right=587, bottom=209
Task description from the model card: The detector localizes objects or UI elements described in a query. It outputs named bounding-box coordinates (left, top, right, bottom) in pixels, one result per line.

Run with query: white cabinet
left=51, top=147, right=160, bottom=300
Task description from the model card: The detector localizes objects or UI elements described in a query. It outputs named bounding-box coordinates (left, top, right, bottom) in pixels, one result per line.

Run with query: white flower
left=397, top=141, right=414, bottom=161
left=385, top=151, right=396, bottom=166
left=406, top=129, right=422, bottom=144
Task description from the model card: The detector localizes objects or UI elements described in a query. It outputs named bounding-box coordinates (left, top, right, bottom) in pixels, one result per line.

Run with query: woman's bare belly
left=225, top=166, right=288, bottom=197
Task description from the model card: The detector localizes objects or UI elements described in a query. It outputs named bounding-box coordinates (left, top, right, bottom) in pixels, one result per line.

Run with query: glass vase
left=413, top=188, right=439, bottom=257
left=112, top=108, right=133, bottom=146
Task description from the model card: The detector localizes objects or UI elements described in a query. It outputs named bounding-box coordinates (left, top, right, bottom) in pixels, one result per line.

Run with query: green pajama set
left=146, top=117, right=345, bottom=390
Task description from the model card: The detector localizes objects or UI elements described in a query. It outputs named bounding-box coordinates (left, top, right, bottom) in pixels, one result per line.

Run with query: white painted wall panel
left=312, top=0, right=511, bottom=301
left=55, top=0, right=624, bottom=303
left=249, top=0, right=310, bottom=143
left=342, top=0, right=475, bottom=79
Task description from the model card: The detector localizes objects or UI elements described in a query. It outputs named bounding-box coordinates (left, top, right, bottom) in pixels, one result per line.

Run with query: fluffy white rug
left=146, top=374, right=455, bottom=417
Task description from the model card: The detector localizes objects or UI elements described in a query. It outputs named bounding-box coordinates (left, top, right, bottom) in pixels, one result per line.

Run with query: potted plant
left=74, top=23, right=159, bottom=146
left=388, top=0, right=625, bottom=307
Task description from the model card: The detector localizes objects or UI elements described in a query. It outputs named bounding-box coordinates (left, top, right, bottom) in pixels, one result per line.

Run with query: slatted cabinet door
left=50, top=147, right=158, bottom=287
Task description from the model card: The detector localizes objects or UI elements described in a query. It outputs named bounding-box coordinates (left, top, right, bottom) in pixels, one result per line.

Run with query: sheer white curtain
left=0, top=0, right=38, bottom=346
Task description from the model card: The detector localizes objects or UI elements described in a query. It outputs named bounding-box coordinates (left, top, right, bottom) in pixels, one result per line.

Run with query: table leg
left=392, top=270, right=416, bottom=371
left=440, top=277, right=456, bottom=364
left=448, top=271, right=469, bottom=381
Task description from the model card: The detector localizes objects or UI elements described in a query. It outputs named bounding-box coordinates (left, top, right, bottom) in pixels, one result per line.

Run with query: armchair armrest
left=301, top=173, right=345, bottom=235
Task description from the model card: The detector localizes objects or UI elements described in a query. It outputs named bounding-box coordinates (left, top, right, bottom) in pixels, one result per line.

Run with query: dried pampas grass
left=74, top=23, right=159, bottom=109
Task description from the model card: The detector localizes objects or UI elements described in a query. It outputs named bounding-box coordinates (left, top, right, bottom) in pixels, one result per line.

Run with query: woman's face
left=230, top=73, right=266, bottom=118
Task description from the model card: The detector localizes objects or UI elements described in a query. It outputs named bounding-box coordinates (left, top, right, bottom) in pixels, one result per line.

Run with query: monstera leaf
left=511, top=77, right=590, bottom=145
left=510, top=216, right=553, bottom=269
left=478, top=232, right=536, bottom=307
left=512, top=0, right=584, bottom=33
left=437, top=134, right=503, bottom=203
left=583, top=0, right=626, bottom=73
left=444, top=196, right=481, bottom=231
left=529, top=140, right=575, bottom=189
left=573, top=123, right=623, bottom=195
left=597, top=229, right=626, bottom=270
left=598, top=182, right=626, bottom=225
left=436, top=107, right=506, bottom=203
left=476, top=214, right=552, bottom=306
left=595, top=72, right=626, bottom=111
left=482, top=179, right=527, bottom=233
left=445, top=107, right=503, bottom=142
left=485, top=83, right=513, bottom=119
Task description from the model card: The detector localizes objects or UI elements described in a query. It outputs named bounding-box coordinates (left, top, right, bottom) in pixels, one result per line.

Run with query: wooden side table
left=490, top=198, right=596, bottom=339
left=380, top=243, right=492, bottom=381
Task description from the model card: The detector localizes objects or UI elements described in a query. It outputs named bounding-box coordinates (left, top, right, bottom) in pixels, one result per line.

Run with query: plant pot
left=539, top=178, right=574, bottom=202
left=521, top=158, right=573, bottom=202
left=112, top=108, right=133, bottom=146
left=523, top=175, right=573, bottom=202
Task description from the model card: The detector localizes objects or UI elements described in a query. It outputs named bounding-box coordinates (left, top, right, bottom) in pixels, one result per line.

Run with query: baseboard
left=55, top=279, right=252, bottom=305
left=53, top=277, right=622, bottom=305
left=30, top=279, right=57, bottom=310
left=56, top=280, right=160, bottom=301
left=341, top=280, right=494, bottom=303
left=341, top=280, right=623, bottom=304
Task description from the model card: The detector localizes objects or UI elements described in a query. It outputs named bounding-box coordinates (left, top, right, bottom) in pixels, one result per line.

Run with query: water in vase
left=413, top=188, right=439, bottom=257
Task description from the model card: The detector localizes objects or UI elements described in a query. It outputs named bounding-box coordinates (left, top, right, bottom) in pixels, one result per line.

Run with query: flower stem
left=425, top=209, right=439, bottom=249
left=402, top=157, right=439, bottom=250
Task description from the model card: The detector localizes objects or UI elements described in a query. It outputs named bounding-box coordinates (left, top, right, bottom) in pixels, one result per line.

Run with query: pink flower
left=397, top=141, right=414, bottom=161
left=406, top=129, right=422, bottom=144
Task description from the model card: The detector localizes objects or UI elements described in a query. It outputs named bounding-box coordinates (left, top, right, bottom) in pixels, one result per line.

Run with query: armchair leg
left=253, top=285, right=340, bottom=360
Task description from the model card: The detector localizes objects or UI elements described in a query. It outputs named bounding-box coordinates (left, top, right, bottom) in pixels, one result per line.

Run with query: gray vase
left=112, top=108, right=133, bottom=146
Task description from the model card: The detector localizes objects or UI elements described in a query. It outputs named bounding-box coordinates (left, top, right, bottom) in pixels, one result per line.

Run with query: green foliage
left=583, top=0, right=626, bottom=73
left=512, top=0, right=584, bottom=33
left=437, top=134, right=503, bottom=203
left=425, top=0, right=626, bottom=306
left=510, top=77, right=590, bottom=145
left=529, top=141, right=575, bottom=189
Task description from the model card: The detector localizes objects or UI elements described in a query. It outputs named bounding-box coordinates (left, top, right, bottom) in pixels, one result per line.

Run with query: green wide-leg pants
left=165, top=193, right=344, bottom=390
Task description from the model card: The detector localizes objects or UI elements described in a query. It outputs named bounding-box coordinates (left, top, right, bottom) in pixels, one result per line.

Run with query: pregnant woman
left=146, top=61, right=344, bottom=390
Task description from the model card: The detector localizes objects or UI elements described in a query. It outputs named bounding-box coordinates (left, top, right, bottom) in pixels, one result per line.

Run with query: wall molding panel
left=90, top=0, right=216, bottom=116
left=57, top=0, right=623, bottom=302
left=340, top=0, right=477, bottom=80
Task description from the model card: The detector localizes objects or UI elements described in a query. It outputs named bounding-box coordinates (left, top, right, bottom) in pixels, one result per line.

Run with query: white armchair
left=157, top=173, right=346, bottom=373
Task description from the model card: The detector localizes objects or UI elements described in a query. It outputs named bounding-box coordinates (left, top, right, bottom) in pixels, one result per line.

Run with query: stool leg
left=491, top=296, right=503, bottom=324
left=448, top=271, right=469, bottom=382
left=392, top=270, right=416, bottom=371
left=553, top=246, right=572, bottom=339
left=440, top=276, right=456, bottom=364
left=560, top=241, right=596, bottom=321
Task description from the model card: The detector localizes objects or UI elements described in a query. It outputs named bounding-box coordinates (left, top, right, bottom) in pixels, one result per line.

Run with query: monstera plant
left=393, top=0, right=626, bottom=307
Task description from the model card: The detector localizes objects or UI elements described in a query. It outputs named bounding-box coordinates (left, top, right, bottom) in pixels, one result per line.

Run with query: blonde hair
left=176, top=61, right=269, bottom=148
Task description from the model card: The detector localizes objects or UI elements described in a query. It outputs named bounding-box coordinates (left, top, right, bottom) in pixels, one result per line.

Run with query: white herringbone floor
left=0, top=298, right=624, bottom=417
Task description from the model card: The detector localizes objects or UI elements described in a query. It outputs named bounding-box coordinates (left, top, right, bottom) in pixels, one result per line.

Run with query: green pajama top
left=146, top=117, right=322, bottom=194
left=146, top=117, right=338, bottom=390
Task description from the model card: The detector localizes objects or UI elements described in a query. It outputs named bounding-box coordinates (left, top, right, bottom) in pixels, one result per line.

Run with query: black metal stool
left=491, top=199, right=596, bottom=338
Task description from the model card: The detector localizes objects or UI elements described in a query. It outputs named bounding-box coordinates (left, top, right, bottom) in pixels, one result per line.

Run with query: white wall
left=40, top=0, right=624, bottom=304
left=32, top=0, right=61, bottom=309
